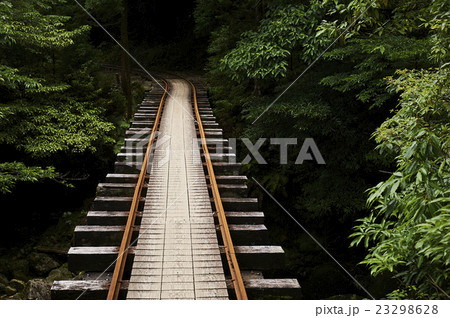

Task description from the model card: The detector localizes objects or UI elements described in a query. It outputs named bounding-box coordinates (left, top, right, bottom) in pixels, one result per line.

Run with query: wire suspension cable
left=252, top=177, right=375, bottom=300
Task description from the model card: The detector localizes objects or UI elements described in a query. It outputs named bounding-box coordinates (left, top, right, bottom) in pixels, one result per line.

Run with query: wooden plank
left=86, top=211, right=143, bottom=226
left=52, top=278, right=300, bottom=300
left=74, top=223, right=268, bottom=246
left=51, top=280, right=129, bottom=300
left=68, top=243, right=280, bottom=272
left=92, top=197, right=145, bottom=211
left=226, top=279, right=302, bottom=299
left=216, top=197, right=258, bottom=211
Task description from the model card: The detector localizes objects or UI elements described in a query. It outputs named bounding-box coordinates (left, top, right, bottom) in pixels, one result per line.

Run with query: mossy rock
left=45, top=265, right=72, bottom=283
left=9, top=279, right=26, bottom=292
left=45, top=269, right=62, bottom=283
left=11, top=259, right=31, bottom=281
left=5, top=285, right=16, bottom=296
left=72, top=271, right=84, bottom=280
left=9, top=293, right=23, bottom=300
left=0, top=258, right=30, bottom=281
left=22, top=279, right=51, bottom=300
left=29, top=253, right=59, bottom=276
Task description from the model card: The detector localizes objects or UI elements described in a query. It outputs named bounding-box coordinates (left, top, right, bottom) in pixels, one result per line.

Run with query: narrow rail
left=107, top=80, right=168, bottom=300
left=189, top=81, right=248, bottom=300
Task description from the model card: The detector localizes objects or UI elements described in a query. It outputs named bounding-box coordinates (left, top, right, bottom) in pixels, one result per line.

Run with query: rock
left=0, top=273, right=8, bottom=285
left=22, top=279, right=51, bottom=300
left=46, top=269, right=71, bottom=283
left=72, top=271, right=84, bottom=281
left=9, top=279, right=26, bottom=292
left=9, top=293, right=22, bottom=300
left=45, top=263, right=73, bottom=283
left=5, top=286, right=17, bottom=296
left=10, top=259, right=30, bottom=281
left=45, top=269, right=62, bottom=283
left=29, top=253, right=59, bottom=276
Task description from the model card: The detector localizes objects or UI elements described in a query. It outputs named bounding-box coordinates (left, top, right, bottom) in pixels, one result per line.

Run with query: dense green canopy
left=0, top=0, right=448, bottom=300
left=195, top=0, right=449, bottom=299
left=0, top=0, right=127, bottom=193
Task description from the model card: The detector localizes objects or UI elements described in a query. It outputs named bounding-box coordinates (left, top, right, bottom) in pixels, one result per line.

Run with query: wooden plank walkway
left=126, top=79, right=228, bottom=300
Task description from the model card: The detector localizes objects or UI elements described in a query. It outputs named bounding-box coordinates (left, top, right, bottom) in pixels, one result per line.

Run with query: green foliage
left=220, top=3, right=331, bottom=81
left=426, top=0, right=450, bottom=64
left=85, top=0, right=123, bottom=19
left=0, top=162, right=56, bottom=194
left=221, top=29, right=290, bottom=81
left=0, top=101, right=115, bottom=157
left=0, top=0, right=87, bottom=95
left=198, top=0, right=450, bottom=299
left=0, top=0, right=124, bottom=193
left=3, top=10, right=89, bottom=48
left=386, top=285, right=427, bottom=300
left=196, top=0, right=392, bottom=223
left=320, top=35, right=432, bottom=107
left=350, top=67, right=450, bottom=298
left=240, top=73, right=380, bottom=219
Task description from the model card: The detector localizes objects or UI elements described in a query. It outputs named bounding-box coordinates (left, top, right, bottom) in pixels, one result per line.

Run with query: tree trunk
left=253, top=0, right=263, bottom=96
left=255, top=0, right=261, bottom=29
left=120, top=0, right=132, bottom=120
left=252, top=78, right=261, bottom=96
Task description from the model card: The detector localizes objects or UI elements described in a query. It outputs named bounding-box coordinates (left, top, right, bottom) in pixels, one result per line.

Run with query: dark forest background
left=0, top=0, right=448, bottom=300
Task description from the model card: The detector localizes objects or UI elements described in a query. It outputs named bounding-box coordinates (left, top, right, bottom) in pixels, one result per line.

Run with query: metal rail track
left=107, top=78, right=247, bottom=299
left=107, top=80, right=168, bottom=300
left=189, top=80, right=248, bottom=300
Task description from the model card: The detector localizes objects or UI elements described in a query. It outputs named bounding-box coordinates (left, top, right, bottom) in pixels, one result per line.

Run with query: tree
left=220, top=3, right=323, bottom=82
left=197, top=0, right=450, bottom=298
left=343, top=0, right=450, bottom=299
left=120, top=0, right=132, bottom=120
left=0, top=0, right=115, bottom=193
left=351, top=67, right=449, bottom=299
left=85, top=0, right=133, bottom=119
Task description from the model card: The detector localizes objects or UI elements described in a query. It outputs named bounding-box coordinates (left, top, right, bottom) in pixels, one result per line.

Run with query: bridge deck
left=126, top=80, right=228, bottom=300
